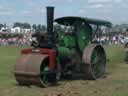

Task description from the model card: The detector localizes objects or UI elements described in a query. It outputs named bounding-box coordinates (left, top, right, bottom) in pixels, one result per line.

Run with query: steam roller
left=15, top=6, right=112, bottom=87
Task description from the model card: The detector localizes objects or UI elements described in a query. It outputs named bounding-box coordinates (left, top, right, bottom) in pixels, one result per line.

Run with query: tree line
left=0, top=22, right=63, bottom=33
left=1, top=22, right=128, bottom=34
left=0, top=22, right=47, bottom=33
left=13, top=22, right=47, bottom=33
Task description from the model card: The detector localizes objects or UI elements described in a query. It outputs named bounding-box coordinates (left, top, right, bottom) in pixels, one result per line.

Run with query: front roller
left=82, top=44, right=106, bottom=79
left=15, top=53, right=60, bottom=87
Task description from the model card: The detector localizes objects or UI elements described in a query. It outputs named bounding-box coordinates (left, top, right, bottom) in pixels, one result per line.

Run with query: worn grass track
left=0, top=45, right=127, bottom=96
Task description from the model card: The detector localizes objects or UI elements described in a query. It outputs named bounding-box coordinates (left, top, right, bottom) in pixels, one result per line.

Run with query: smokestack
left=46, top=6, right=55, bottom=48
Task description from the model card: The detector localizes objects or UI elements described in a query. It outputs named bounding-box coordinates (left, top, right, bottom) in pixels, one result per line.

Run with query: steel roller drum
left=15, top=53, right=49, bottom=87
left=82, top=44, right=106, bottom=79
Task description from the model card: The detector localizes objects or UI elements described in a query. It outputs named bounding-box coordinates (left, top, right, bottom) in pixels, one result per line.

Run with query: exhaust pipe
left=46, top=6, right=55, bottom=48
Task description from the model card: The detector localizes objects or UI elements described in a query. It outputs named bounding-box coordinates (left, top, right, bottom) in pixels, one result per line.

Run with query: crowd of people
left=0, top=32, right=127, bottom=46
left=95, top=34, right=127, bottom=45
left=0, top=36, right=31, bottom=46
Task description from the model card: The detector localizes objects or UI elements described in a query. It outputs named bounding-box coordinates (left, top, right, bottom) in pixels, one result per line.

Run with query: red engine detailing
left=21, top=48, right=56, bottom=71
left=39, top=48, right=56, bottom=71
left=21, top=48, right=32, bottom=54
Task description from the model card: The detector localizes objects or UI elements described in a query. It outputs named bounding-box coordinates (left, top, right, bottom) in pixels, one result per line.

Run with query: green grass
left=0, top=45, right=124, bottom=84
left=104, top=45, right=125, bottom=67
left=0, top=45, right=126, bottom=96
left=0, top=46, right=29, bottom=86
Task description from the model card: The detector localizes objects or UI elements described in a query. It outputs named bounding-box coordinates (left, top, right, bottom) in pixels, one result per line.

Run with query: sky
left=0, top=0, right=128, bottom=25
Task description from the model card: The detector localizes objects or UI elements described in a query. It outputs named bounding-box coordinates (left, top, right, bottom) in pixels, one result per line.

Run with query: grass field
left=0, top=45, right=127, bottom=96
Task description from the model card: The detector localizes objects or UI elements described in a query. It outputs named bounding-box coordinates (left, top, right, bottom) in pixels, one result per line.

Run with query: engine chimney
left=46, top=6, right=55, bottom=48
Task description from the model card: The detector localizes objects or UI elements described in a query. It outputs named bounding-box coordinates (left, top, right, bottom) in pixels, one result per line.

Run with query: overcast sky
left=0, top=0, right=128, bottom=25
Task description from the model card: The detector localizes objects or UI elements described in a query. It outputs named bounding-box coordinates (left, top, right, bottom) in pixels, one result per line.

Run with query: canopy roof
left=55, top=16, right=112, bottom=27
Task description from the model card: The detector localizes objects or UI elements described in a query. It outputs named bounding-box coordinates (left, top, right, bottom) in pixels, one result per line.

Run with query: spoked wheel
left=15, top=53, right=61, bottom=87
left=40, top=58, right=61, bottom=87
left=82, top=44, right=106, bottom=80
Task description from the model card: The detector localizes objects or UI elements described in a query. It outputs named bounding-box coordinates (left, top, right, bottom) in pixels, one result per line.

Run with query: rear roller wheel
left=82, top=44, right=106, bottom=79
